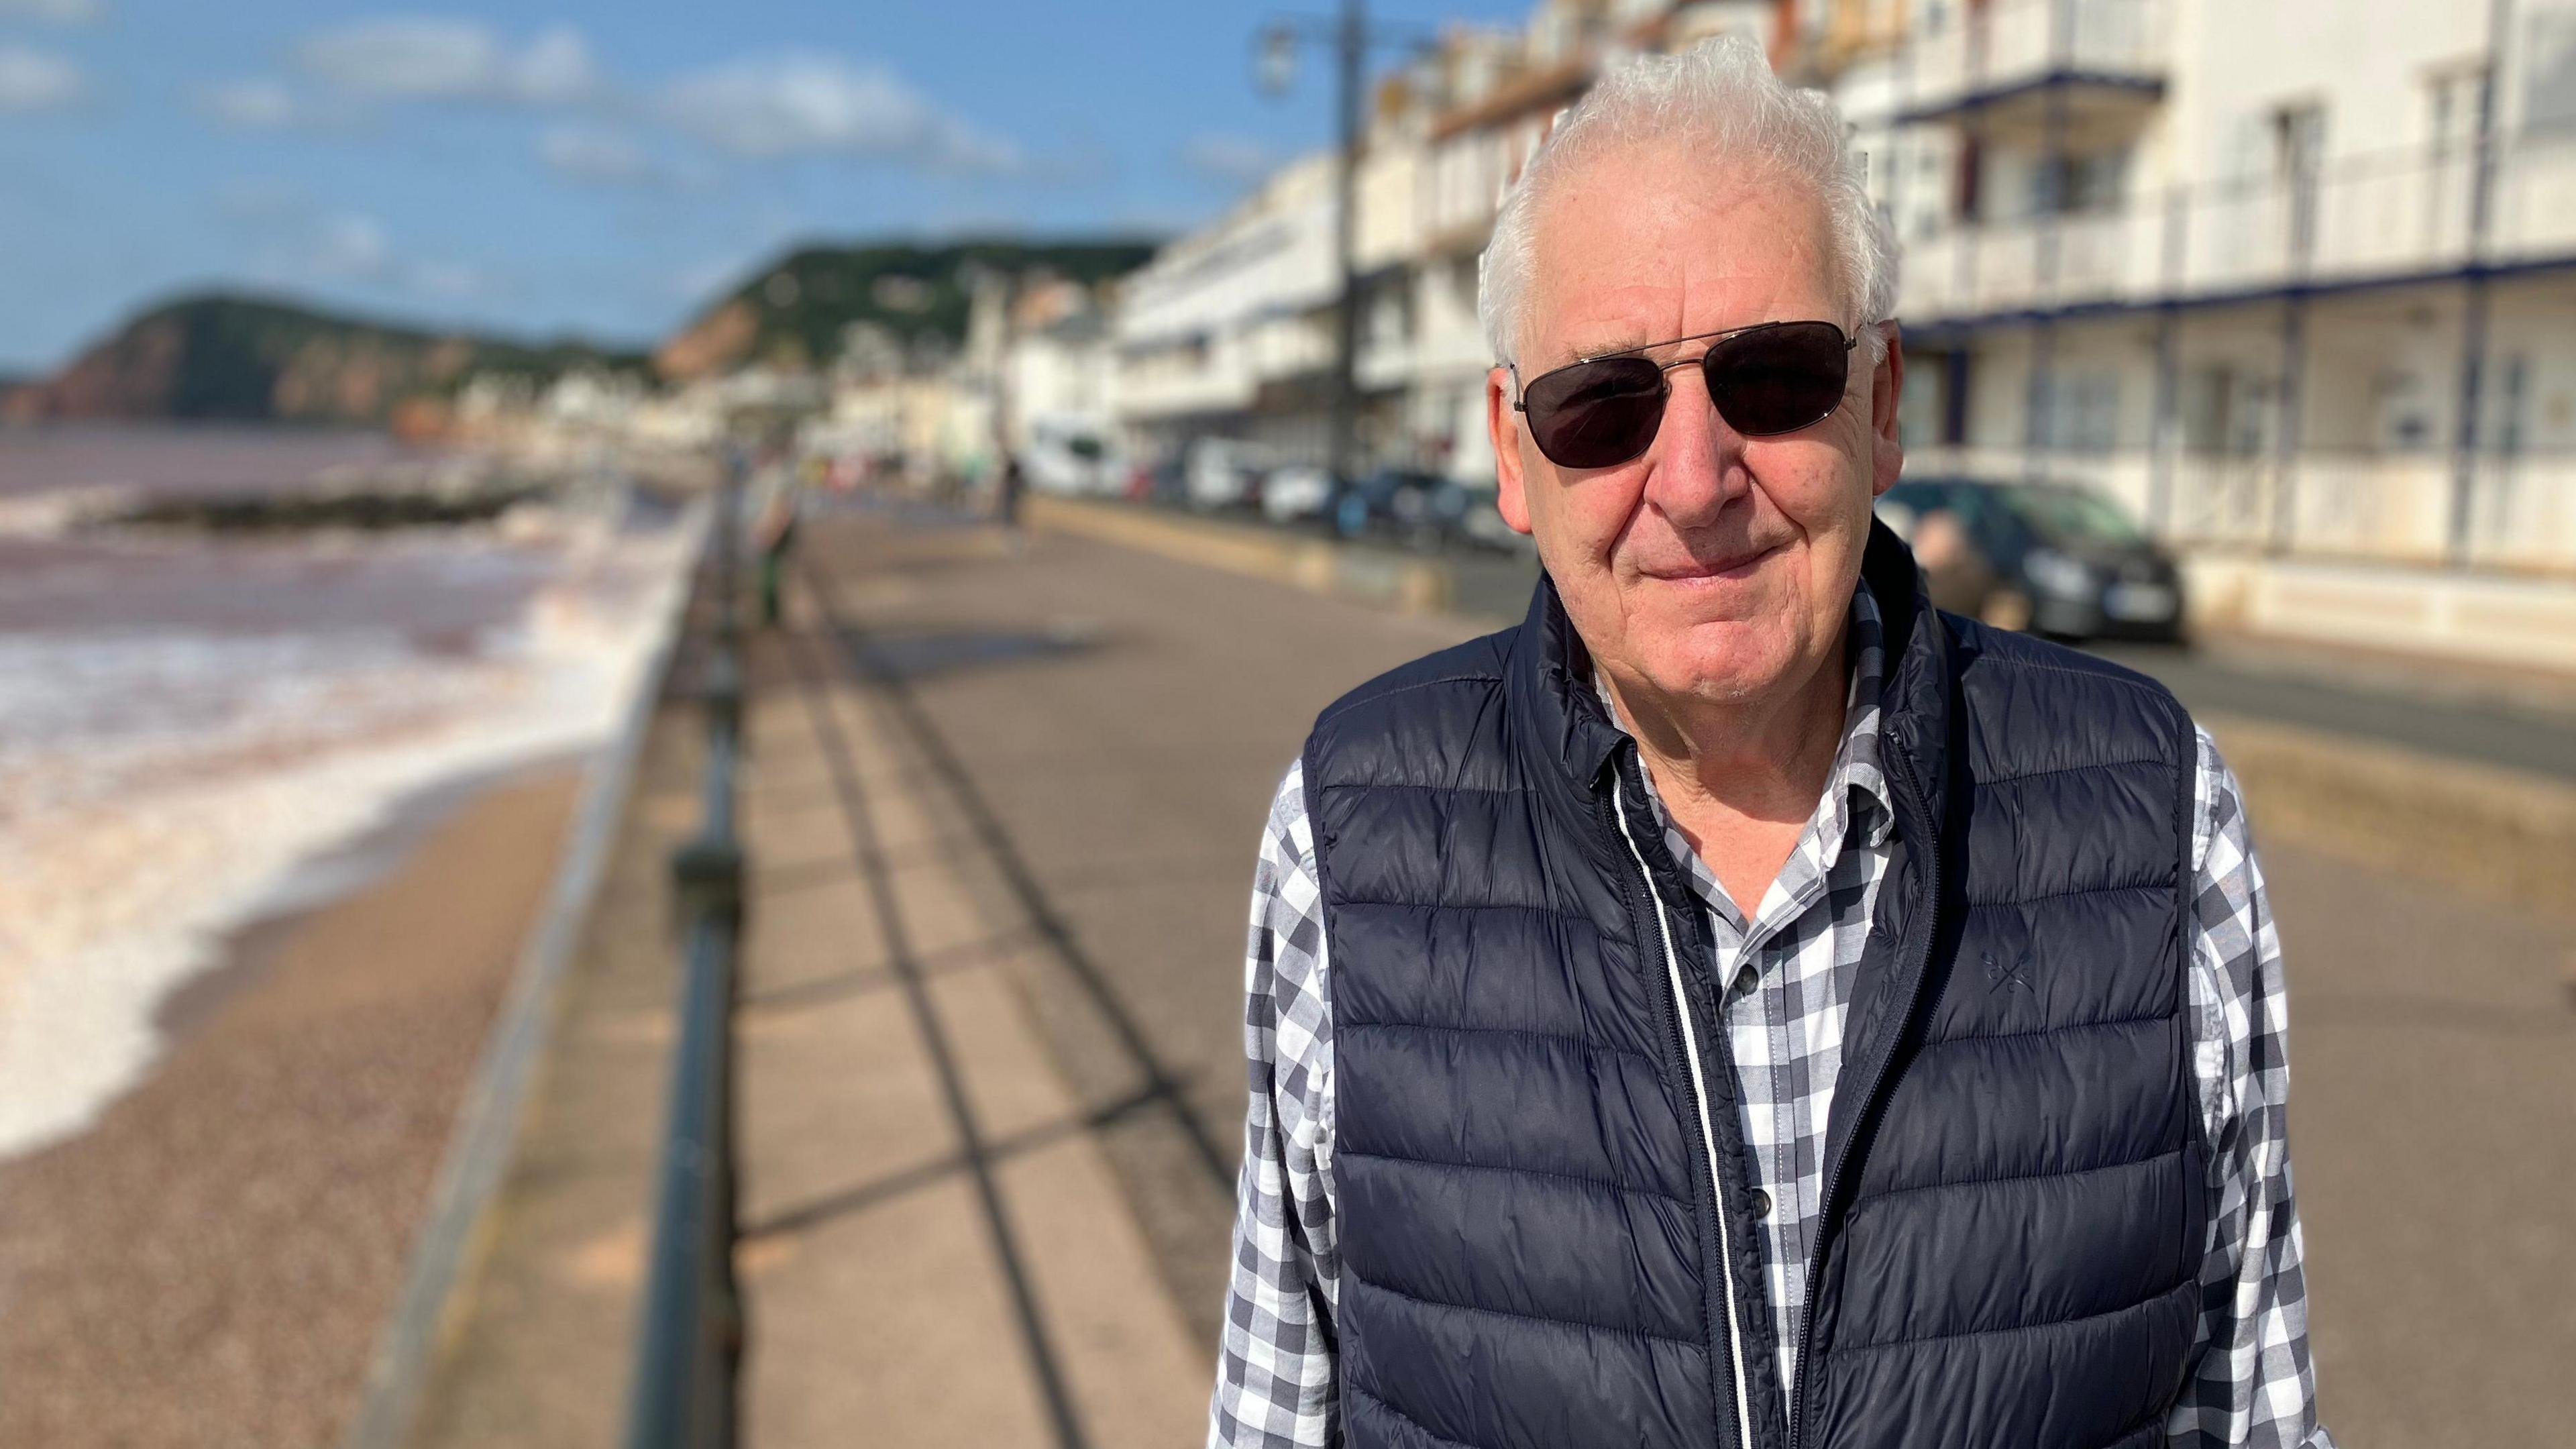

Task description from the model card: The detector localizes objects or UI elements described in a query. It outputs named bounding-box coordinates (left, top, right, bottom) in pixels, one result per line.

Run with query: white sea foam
left=0, top=508, right=698, bottom=1159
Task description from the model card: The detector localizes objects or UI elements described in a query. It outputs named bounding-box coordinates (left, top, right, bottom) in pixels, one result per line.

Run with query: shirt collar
left=1839, top=584, right=1894, bottom=849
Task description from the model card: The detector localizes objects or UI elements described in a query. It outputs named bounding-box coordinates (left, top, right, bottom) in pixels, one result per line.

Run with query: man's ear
left=1870, top=322, right=1905, bottom=499
left=1488, top=366, right=1534, bottom=534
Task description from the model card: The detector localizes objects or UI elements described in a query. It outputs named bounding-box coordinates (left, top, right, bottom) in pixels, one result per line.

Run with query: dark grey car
left=1876, top=478, right=2186, bottom=642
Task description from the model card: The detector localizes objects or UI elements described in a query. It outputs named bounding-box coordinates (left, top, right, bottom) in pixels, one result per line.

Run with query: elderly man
left=1211, top=37, right=2330, bottom=1449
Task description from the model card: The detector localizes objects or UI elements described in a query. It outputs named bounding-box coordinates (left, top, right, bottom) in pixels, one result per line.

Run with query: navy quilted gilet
left=1301, top=523, right=2207, bottom=1449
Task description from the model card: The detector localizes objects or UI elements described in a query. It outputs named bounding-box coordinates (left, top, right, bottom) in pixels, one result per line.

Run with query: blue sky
left=0, top=0, right=1527, bottom=372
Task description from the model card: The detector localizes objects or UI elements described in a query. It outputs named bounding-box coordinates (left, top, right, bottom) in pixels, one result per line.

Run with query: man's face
left=1487, top=144, right=1904, bottom=710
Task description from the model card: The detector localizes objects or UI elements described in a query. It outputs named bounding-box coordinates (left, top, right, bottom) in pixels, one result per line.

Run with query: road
left=798, top=500, right=2574, bottom=1446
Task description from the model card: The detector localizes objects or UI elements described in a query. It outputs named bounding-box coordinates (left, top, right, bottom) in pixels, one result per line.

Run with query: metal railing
left=1902, top=0, right=2172, bottom=111
left=1900, top=131, right=2576, bottom=323
left=623, top=451, right=749, bottom=1449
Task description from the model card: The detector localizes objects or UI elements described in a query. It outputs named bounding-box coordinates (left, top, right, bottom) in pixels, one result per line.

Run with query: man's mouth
left=1638, top=541, right=1783, bottom=583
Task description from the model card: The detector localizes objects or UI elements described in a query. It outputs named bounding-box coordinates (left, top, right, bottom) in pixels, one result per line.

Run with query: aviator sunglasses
left=1511, top=319, right=1862, bottom=470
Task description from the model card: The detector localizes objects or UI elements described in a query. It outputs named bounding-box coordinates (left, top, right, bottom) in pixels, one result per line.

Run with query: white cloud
left=195, top=76, right=356, bottom=133
left=0, top=0, right=105, bottom=23
left=195, top=76, right=378, bottom=134
left=540, top=124, right=654, bottom=183
left=294, top=17, right=594, bottom=105
left=1181, top=133, right=1279, bottom=189
left=244, top=211, right=492, bottom=304
left=661, top=52, right=1017, bottom=173
left=297, top=18, right=494, bottom=99
left=200, top=78, right=297, bottom=129
left=0, top=45, right=81, bottom=112
left=511, top=25, right=594, bottom=105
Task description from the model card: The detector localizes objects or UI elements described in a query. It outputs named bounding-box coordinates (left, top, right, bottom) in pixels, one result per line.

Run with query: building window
left=2373, top=369, right=2435, bottom=453
left=2035, top=368, right=2121, bottom=454
left=1955, top=135, right=1983, bottom=223
left=2524, top=9, right=2576, bottom=132
left=2183, top=366, right=2274, bottom=458
left=2032, top=148, right=2133, bottom=217
left=2424, top=63, right=2485, bottom=152
left=2492, top=353, right=2530, bottom=457
left=1898, top=348, right=1949, bottom=448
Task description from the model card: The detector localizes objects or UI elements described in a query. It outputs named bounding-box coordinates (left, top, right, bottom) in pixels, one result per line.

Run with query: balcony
left=1899, top=133, right=2576, bottom=323
left=1897, top=0, right=2169, bottom=133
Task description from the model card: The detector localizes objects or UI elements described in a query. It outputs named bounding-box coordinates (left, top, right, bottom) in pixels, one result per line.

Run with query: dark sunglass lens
left=1524, top=358, right=1666, bottom=468
left=1704, top=322, right=1850, bottom=436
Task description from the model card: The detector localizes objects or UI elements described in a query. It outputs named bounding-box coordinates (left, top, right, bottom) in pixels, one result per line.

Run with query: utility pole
left=2449, top=0, right=2518, bottom=564
left=1331, top=0, right=1364, bottom=487
left=1260, top=3, right=1430, bottom=483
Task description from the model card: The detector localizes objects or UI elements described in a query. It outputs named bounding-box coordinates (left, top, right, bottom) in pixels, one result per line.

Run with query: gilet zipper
left=1786, top=743, right=1943, bottom=1449
left=1612, top=771, right=1757, bottom=1449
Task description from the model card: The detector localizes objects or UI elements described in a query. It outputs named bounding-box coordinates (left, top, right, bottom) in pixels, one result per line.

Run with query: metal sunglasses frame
left=1507, top=319, right=1870, bottom=445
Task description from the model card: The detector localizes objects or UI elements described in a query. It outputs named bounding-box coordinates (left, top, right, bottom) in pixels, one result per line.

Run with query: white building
left=1373, top=0, right=1784, bottom=486
left=1113, top=1, right=1787, bottom=487
left=1844, top=0, right=2576, bottom=659
left=1002, top=281, right=1124, bottom=493
left=1107, top=0, right=2576, bottom=660
left=1114, top=153, right=1344, bottom=468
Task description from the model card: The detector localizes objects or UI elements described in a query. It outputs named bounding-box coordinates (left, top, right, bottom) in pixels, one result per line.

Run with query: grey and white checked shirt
left=1212, top=591, right=2334, bottom=1449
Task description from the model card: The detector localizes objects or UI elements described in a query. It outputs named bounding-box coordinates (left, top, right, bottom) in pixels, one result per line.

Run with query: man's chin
left=1640, top=625, right=1804, bottom=706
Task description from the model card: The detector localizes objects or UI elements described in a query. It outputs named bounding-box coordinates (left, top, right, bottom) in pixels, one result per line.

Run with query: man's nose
left=1641, top=370, right=1752, bottom=523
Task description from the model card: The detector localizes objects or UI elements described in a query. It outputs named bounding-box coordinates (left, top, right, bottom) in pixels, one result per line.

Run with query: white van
left=1025, top=423, right=1125, bottom=497
left=1184, top=437, right=1276, bottom=511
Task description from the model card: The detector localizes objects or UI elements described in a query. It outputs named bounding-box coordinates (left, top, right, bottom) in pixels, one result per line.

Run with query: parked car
left=1260, top=464, right=1339, bottom=524
left=1130, top=458, right=1188, bottom=507
left=1424, top=477, right=1529, bottom=555
left=1875, top=477, right=2186, bottom=641
left=1333, top=468, right=1442, bottom=543
left=1022, top=424, right=1124, bottom=498
left=1184, top=438, right=1275, bottom=512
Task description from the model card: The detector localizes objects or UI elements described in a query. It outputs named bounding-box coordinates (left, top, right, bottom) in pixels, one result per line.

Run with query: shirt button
left=1728, top=971, right=1758, bottom=1001
left=1748, top=1189, right=1773, bottom=1217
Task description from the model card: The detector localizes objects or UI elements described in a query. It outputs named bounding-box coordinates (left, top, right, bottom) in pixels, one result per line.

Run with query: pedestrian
left=996, top=451, right=1026, bottom=530
left=750, top=455, right=806, bottom=628
left=1212, top=37, right=2330, bottom=1449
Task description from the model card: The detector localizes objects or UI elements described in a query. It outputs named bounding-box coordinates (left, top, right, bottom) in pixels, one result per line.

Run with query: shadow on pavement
left=859, top=625, right=1106, bottom=682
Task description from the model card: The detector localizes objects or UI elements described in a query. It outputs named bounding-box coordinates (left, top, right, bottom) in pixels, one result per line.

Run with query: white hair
left=1477, top=34, right=1898, bottom=369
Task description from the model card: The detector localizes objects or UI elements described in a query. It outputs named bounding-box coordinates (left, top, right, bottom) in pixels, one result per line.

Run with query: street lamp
left=1257, top=22, right=1301, bottom=96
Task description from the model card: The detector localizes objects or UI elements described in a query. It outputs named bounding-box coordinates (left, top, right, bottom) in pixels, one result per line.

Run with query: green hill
left=3, top=292, right=648, bottom=426
left=5, top=235, right=1165, bottom=426
left=655, top=236, right=1159, bottom=379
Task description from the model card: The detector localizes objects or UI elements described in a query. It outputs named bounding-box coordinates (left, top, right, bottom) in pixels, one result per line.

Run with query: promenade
left=412, top=498, right=2575, bottom=1448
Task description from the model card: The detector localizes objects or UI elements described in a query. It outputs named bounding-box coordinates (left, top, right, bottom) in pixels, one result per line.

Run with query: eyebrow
left=1565, top=319, right=1851, bottom=366
left=1571, top=332, right=1653, bottom=358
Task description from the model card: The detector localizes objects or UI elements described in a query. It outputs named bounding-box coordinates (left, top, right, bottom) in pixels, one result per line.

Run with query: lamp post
left=1258, top=3, right=1432, bottom=487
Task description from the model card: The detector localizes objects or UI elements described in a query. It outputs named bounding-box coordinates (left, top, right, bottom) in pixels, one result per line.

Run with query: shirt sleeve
left=1210, top=761, right=1342, bottom=1449
left=2166, top=727, right=2336, bottom=1449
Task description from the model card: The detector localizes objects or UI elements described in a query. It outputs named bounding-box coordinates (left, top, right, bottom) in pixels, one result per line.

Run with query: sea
left=0, top=425, right=698, bottom=1159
